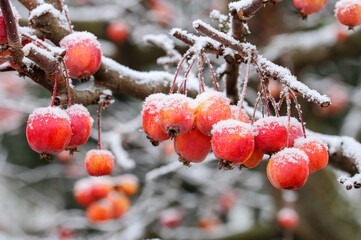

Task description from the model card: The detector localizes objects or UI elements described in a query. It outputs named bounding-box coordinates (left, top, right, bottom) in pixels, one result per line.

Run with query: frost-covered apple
left=211, top=119, right=254, bottom=167
left=26, top=107, right=72, bottom=155
left=174, top=128, right=212, bottom=166
left=60, top=32, right=102, bottom=79
left=142, top=93, right=170, bottom=146
left=84, top=149, right=114, bottom=176
left=159, top=93, right=195, bottom=137
left=294, top=136, right=329, bottom=173
left=292, top=0, right=328, bottom=16
left=254, top=116, right=303, bottom=155
left=267, top=148, right=309, bottom=190
left=336, top=0, right=361, bottom=28
left=65, top=104, right=93, bottom=149
left=194, top=91, right=231, bottom=136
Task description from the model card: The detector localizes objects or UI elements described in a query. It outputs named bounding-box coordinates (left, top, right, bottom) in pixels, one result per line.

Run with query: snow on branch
left=318, top=134, right=361, bottom=190
left=191, top=19, right=331, bottom=107
left=229, top=0, right=271, bottom=20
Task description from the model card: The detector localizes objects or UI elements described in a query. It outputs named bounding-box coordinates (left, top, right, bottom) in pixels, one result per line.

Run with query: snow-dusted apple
left=336, top=0, right=361, bottom=28
left=194, top=91, right=231, bottom=136
left=174, top=128, right=212, bottom=166
left=267, top=148, right=309, bottom=190
left=60, top=32, right=102, bottom=79
left=253, top=116, right=303, bottom=155
left=142, top=93, right=170, bottom=145
left=66, top=104, right=93, bottom=149
left=242, top=147, right=264, bottom=169
left=26, top=107, right=72, bottom=155
left=292, top=0, right=327, bottom=16
left=84, top=150, right=114, bottom=176
left=294, top=136, right=329, bottom=173
left=211, top=119, right=254, bottom=168
left=159, top=93, right=195, bottom=137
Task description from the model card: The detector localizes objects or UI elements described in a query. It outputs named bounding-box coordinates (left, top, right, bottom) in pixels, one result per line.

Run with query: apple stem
left=51, top=64, right=59, bottom=107
left=197, top=53, right=205, bottom=94
left=98, top=102, right=103, bottom=150
left=290, top=89, right=306, bottom=138
left=286, top=91, right=291, bottom=147
left=62, top=60, right=72, bottom=108
left=60, top=0, right=73, bottom=33
left=169, top=51, right=192, bottom=94
left=269, top=95, right=279, bottom=117
left=251, top=92, right=261, bottom=125
left=239, top=59, right=251, bottom=118
left=177, top=55, right=196, bottom=94
left=256, top=63, right=270, bottom=117
left=204, top=54, right=218, bottom=91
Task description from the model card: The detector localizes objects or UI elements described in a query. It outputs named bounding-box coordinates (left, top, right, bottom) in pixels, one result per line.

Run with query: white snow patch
left=86, top=149, right=114, bottom=159
left=211, top=119, right=253, bottom=136
left=294, top=135, right=328, bottom=151
left=272, top=148, right=310, bottom=166
left=66, top=104, right=94, bottom=126
left=229, top=0, right=254, bottom=12
left=60, top=31, right=101, bottom=50
left=28, top=106, right=70, bottom=123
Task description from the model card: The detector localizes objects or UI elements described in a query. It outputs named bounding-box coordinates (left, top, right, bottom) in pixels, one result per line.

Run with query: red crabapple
left=230, top=105, right=250, bottom=123
left=211, top=119, right=254, bottom=168
left=113, top=174, right=139, bottom=196
left=194, top=92, right=231, bottom=136
left=277, top=207, right=299, bottom=229
left=65, top=104, right=93, bottom=149
left=84, top=149, right=114, bottom=176
left=254, top=116, right=303, bottom=155
left=107, top=21, right=129, bottom=43
left=336, top=0, right=361, bottom=28
left=91, top=177, right=113, bottom=199
left=174, top=128, right=212, bottom=166
left=106, top=192, right=130, bottom=218
left=242, top=147, right=264, bottom=169
left=86, top=200, right=112, bottom=223
left=292, top=0, right=327, bottom=16
left=294, top=136, right=328, bottom=173
left=267, top=148, right=309, bottom=190
left=159, top=93, right=195, bottom=137
left=159, top=208, right=183, bottom=228
left=142, top=93, right=170, bottom=145
left=74, top=178, right=94, bottom=206
left=26, top=107, right=72, bottom=155
left=60, top=32, right=102, bottom=79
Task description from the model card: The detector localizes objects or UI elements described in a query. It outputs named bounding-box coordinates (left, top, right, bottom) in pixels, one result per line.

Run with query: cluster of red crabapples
left=26, top=30, right=115, bottom=176
left=73, top=174, right=138, bottom=223
left=26, top=104, right=93, bottom=157
left=292, top=0, right=361, bottom=29
left=142, top=91, right=329, bottom=190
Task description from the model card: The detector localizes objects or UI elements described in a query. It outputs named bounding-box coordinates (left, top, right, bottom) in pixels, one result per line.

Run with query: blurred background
left=1, top=0, right=361, bottom=239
